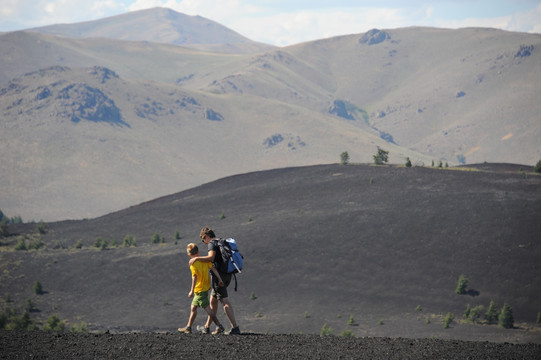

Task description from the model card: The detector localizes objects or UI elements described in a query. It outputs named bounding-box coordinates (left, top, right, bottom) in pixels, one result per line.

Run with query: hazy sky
left=1, top=0, right=540, bottom=46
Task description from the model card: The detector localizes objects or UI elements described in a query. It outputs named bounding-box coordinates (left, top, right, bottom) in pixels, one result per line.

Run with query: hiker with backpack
left=189, top=226, right=241, bottom=335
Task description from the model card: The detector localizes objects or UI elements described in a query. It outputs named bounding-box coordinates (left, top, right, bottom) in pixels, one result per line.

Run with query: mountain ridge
left=0, top=8, right=540, bottom=221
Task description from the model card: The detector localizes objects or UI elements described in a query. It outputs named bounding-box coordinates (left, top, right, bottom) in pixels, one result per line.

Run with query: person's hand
left=218, top=280, right=224, bottom=287
left=188, top=258, right=196, bottom=266
left=188, top=291, right=194, bottom=298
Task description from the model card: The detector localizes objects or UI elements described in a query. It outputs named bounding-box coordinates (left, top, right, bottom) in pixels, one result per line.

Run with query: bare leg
left=219, top=297, right=237, bottom=328
left=203, top=306, right=221, bottom=327
left=205, top=295, right=219, bottom=328
left=187, top=305, right=197, bottom=327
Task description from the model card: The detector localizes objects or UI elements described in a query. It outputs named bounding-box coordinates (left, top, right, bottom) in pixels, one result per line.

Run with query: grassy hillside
left=2, top=164, right=540, bottom=342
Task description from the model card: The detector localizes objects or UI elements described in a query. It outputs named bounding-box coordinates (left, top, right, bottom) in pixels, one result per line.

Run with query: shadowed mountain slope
left=2, top=164, right=540, bottom=343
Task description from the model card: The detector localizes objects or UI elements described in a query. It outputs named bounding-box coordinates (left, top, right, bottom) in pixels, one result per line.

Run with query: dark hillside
left=2, top=164, right=541, bottom=342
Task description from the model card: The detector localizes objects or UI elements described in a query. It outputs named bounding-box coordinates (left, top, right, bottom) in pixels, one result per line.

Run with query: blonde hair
left=186, top=243, right=199, bottom=256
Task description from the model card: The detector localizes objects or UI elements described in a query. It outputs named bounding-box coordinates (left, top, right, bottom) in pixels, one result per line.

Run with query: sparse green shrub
left=340, top=329, right=354, bottom=337
left=27, top=238, right=44, bottom=250
left=94, top=237, right=108, bottom=250
left=36, top=221, right=48, bottom=234
left=347, top=315, right=355, bottom=325
left=70, top=321, right=88, bottom=333
left=438, top=160, right=443, bottom=168
left=415, top=305, right=422, bottom=312
left=468, top=305, right=484, bottom=324
left=378, top=320, right=384, bottom=325
left=463, top=304, right=471, bottom=319
left=425, top=317, right=431, bottom=324
left=536, top=312, right=540, bottom=325
left=455, top=274, right=468, bottom=295
left=25, top=298, right=36, bottom=312
left=443, top=312, right=454, bottom=328
left=0, top=218, right=8, bottom=237
left=303, top=311, right=310, bottom=319
left=499, top=303, right=514, bottom=329
left=15, top=238, right=27, bottom=251
left=373, top=148, right=389, bottom=165
left=3, top=310, right=36, bottom=330
left=250, top=291, right=256, bottom=300
left=33, top=281, right=43, bottom=295
left=485, top=300, right=499, bottom=324
left=151, top=232, right=164, bottom=244
left=174, top=231, right=181, bottom=240
left=340, top=151, right=350, bottom=165
left=43, top=315, right=65, bottom=331
left=219, top=211, right=226, bottom=220
left=320, top=323, right=334, bottom=336
left=74, top=240, right=83, bottom=249
left=405, top=157, right=412, bottom=167
left=533, top=160, right=541, bottom=173
left=123, top=235, right=137, bottom=247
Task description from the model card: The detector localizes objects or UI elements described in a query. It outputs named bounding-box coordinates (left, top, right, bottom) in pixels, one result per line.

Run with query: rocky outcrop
left=359, top=29, right=391, bottom=45
left=57, top=83, right=126, bottom=126
left=329, top=100, right=354, bottom=120
left=204, top=108, right=224, bottom=121
left=515, top=44, right=534, bottom=58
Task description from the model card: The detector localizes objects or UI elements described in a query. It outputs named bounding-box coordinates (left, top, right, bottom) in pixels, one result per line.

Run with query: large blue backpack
left=213, top=238, right=244, bottom=291
left=215, top=238, right=243, bottom=274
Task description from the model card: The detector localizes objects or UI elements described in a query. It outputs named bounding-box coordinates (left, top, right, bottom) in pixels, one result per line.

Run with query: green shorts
left=192, top=290, right=210, bottom=308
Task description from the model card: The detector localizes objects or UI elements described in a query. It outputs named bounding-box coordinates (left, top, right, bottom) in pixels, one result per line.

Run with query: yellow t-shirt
left=190, top=261, right=212, bottom=294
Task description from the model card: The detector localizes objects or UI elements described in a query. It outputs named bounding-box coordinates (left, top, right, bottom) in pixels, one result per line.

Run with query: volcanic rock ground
left=2, top=330, right=541, bottom=359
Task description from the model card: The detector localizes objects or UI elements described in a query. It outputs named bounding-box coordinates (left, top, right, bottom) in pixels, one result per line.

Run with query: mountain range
left=1, top=7, right=540, bottom=221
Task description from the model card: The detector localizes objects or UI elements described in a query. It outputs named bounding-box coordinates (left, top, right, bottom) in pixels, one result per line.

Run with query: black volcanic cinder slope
left=2, top=164, right=541, bottom=341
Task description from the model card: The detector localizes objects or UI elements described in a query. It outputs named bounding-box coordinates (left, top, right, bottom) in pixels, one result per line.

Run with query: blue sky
left=1, top=0, right=540, bottom=46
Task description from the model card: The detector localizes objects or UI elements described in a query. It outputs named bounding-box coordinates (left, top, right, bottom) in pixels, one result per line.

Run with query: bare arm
left=210, top=265, right=224, bottom=287
left=189, top=250, right=216, bottom=266
left=188, top=274, right=196, bottom=298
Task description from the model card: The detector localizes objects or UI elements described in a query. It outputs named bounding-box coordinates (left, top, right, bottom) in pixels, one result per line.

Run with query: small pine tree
left=534, top=160, right=541, bottom=173
left=174, top=231, right=180, bottom=240
left=33, top=281, right=43, bottom=295
left=151, top=232, right=161, bottom=244
left=443, top=312, right=454, bottom=328
left=468, top=305, right=484, bottom=324
left=455, top=274, right=468, bottom=294
left=485, top=300, right=499, bottom=324
left=373, top=148, right=389, bottom=165
left=320, top=323, right=334, bottom=336
left=340, top=329, right=354, bottom=337
left=405, top=157, right=412, bottom=167
left=347, top=315, right=355, bottom=325
left=43, top=315, right=65, bottom=331
left=498, top=303, right=514, bottom=329
left=463, top=304, right=471, bottom=319
left=340, top=151, right=350, bottom=165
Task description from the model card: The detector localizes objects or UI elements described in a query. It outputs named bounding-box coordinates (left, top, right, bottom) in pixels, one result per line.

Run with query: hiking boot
left=211, top=325, right=225, bottom=335
left=201, top=327, right=210, bottom=334
left=177, top=326, right=191, bottom=334
left=228, top=326, right=241, bottom=335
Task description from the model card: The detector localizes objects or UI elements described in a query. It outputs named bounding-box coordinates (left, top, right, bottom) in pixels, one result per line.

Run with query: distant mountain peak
left=28, top=7, right=264, bottom=48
